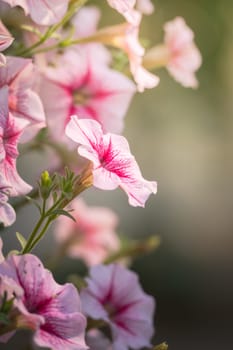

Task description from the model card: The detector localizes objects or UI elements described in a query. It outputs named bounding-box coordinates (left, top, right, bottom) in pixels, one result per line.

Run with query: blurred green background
left=1, top=0, right=233, bottom=348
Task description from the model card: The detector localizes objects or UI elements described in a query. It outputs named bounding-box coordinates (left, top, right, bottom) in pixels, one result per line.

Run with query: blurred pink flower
left=1, top=0, right=69, bottom=25
left=81, top=264, right=155, bottom=350
left=66, top=116, right=157, bottom=207
left=0, top=20, right=14, bottom=66
left=0, top=254, right=87, bottom=350
left=40, top=47, right=135, bottom=145
left=0, top=56, right=45, bottom=142
left=54, top=198, right=120, bottom=266
left=0, top=86, right=32, bottom=197
left=136, top=0, right=154, bottom=14
left=164, top=17, right=202, bottom=88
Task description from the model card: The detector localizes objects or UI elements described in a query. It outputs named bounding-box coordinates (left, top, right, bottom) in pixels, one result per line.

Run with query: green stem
left=17, top=0, right=88, bottom=57
left=21, top=214, right=46, bottom=254
left=26, top=217, right=53, bottom=253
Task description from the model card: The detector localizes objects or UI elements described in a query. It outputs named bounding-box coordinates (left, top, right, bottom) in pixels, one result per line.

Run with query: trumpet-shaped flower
left=54, top=198, right=120, bottom=266
left=41, top=48, right=135, bottom=145
left=0, top=56, right=45, bottom=142
left=97, top=14, right=159, bottom=92
left=66, top=116, right=157, bottom=207
left=0, top=254, right=87, bottom=350
left=81, top=264, right=155, bottom=350
left=0, top=20, right=14, bottom=66
left=1, top=0, right=69, bottom=25
left=0, top=86, right=32, bottom=197
left=164, top=17, right=202, bottom=88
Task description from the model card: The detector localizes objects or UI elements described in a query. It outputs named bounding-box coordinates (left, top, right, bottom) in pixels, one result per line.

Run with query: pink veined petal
left=120, top=179, right=157, bottom=207
left=66, top=116, right=103, bottom=149
left=93, top=166, right=121, bottom=190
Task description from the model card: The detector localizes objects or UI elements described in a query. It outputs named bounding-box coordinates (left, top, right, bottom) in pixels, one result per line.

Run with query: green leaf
left=16, top=232, right=27, bottom=250
left=46, top=209, right=76, bottom=222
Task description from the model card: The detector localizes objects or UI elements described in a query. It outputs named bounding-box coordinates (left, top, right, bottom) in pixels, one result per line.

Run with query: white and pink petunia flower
left=0, top=20, right=14, bottom=66
left=54, top=198, right=120, bottom=266
left=66, top=116, right=157, bottom=207
left=1, top=0, right=69, bottom=25
left=0, top=86, right=32, bottom=197
left=40, top=47, right=135, bottom=145
left=164, top=17, right=202, bottom=88
left=81, top=264, right=155, bottom=350
left=0, top=56, right=46, bottom=142
left=0, top=253, right=87, bottom=350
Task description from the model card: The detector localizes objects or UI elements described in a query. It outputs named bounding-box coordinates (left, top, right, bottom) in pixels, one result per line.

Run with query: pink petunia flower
left=0, top=253, right=87, bottom=350
left=40, top=47, right=135, bottom=145
left=0, top=20, right=14, bottom=67
left=81, top=264, right=155, bottom=350
left=164, top=17, right=202, bottom=88
left=0, top=85, right=32, bottom=197
left=66, top=116, right=157, bottom=207
left=54, top=198, right=120, bottom=266
left=1, top=0, right=69, bottom=25
left=0, top=56, right=46, bottom=142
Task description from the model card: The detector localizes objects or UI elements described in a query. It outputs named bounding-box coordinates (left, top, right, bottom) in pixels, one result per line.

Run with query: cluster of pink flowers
left=0, top=1, right=202, bottom=349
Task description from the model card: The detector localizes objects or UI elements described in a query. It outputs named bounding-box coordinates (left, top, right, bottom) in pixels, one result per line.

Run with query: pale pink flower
left=0, top=20, right=14, bottom=66
left=54, top=198, right=120, bottom=266
left=164, top=17, right=202, bottom=88
left=40, top=48, right=135, bottom=145
left=0, top=176, right=16, bottom=227
left=99, top=14, right=159, bottom=92
left=0, top=56, right=45, bottom=142
left=136, top=0, right=154, bottom=15
left=0, top=86, right=32, bottom=196
left=66, top=116, right=157, bottom=207
left=0, top=254, right=87, bottom=350
left=81, top=264, right=155, bottom=350
left=1, top=0, right=69, bottom=25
